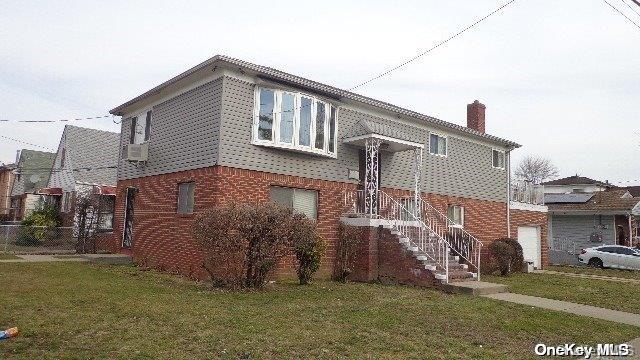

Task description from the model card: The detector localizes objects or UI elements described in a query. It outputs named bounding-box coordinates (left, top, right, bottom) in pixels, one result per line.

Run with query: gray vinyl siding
left=47, top=132, right=75, bottom=192
left=117, top=78, right=223, bottom=180
left=218, top=76, right=507, bottom=202
left=550, top=215, right=616, bottom=250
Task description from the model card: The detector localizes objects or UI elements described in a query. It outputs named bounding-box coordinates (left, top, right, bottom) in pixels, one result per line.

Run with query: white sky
left=1, top=0, right=639, bottom=185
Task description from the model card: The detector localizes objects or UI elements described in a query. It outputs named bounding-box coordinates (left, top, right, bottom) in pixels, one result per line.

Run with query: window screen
left=269, top=186, right=318, bottom=220
left=177, top=182, right=196, bottom=214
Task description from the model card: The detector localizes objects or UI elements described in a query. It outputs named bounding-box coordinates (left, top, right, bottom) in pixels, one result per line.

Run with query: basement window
left=269, top=186, right=318, bottom=220
left=177, top=182, right=196, bottom=214
left=253, top=87, right=338, bottom=157
left=429, top=134, right=447, bottom=156
left=447, top=205, right=464, bottom=227
left=492, top=149, right=505, bottom=169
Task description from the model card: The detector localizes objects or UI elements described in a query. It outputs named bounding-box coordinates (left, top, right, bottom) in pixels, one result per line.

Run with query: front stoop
left=441, top=281, right=508, bottom=296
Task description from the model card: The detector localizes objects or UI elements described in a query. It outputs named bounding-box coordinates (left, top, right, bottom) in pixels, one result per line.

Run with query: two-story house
left=106, top=55, right=547, bottom=285
left=10, top=149, right=56, bottom=221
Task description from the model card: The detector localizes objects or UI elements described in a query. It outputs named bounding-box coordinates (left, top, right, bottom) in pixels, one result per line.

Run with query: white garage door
left=517, top=226, right=541, bottom=269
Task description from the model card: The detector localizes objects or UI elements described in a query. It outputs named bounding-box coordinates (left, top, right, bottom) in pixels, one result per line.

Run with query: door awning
left=342, top=119, right=423, bottom=152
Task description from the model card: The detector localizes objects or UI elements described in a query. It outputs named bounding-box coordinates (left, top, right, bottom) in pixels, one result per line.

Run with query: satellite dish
left=29, top=174, right=41, bottom=184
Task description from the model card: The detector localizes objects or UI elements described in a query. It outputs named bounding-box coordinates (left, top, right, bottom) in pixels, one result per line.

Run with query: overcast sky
left=1, top=0, right=639, bottom=185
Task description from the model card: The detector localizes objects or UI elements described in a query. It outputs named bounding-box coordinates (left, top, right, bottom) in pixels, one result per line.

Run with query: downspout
left=506, top=148, right=512, bottom=238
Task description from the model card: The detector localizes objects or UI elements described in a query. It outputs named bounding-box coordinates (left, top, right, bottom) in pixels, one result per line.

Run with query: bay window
left=253, top=87, right=338, bottom=157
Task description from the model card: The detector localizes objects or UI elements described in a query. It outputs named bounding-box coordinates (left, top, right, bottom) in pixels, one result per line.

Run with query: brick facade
left=106, top=165, right=548, bottom=280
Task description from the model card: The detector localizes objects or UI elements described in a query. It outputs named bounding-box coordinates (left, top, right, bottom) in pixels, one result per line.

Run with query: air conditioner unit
left=124, top=143, right=148, bottom=162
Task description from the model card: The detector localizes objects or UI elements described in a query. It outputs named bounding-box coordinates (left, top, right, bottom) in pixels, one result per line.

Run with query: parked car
left=578, top=245, right=640, bottom=270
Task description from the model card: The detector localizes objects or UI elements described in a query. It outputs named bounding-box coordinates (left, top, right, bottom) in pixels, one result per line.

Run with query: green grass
left=0, top=253, right=20, bottom=260
left=485, top=272, right=640, bottom=314
left=548, top=265, right=640, bottom=280
left=1, top=263, right=638, bottom=359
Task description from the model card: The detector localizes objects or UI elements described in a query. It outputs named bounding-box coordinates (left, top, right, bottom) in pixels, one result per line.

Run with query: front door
left=122, top=187, right=136, bottom=248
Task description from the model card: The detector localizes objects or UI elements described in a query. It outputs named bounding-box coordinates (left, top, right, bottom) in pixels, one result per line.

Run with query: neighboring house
left=546, top=190, right=640, bottom=260
left=41, top=125, right=119, bottom=243
left=106, top=55, right=548, bottom=285
left=9, top=150, right=56, bottom=221
left=621, top=186, right=640, bottom=198
left=0, top=163, right=17, bottom=221
left=541, top=175, right=614, bottom=194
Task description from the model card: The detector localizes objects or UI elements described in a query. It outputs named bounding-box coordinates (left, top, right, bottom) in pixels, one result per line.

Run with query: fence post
left=3, top=226, right=9, bottom=253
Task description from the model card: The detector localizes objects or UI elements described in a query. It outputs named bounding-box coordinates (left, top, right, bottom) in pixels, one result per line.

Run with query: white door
left=517, top=226, right=541, bottom=269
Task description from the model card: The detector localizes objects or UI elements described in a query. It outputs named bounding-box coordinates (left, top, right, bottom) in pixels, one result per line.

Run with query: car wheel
left=588, top=258, right=603, bottom=268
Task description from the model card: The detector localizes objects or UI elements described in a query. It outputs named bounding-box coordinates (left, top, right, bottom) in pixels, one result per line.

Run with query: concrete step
left=441, top=281, right=508, bottom=296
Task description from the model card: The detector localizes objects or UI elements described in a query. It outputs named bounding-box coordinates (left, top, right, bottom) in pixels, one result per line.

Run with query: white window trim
left=429, top=132, right=448, bottom=157
left=492, top=149, right=506, bottom=170
left=252, top=86, right=338, bottom=158
left=130, top=108, right=153, bottom=145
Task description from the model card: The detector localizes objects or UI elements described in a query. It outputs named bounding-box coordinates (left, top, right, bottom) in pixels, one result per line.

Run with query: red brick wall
left=509, top=208, right=549, bottom=268
left=107, top=165, right=544, bottom=280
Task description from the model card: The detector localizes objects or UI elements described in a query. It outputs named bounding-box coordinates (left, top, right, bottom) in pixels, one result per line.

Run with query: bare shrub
left=289, top=214, right=325, bottom=285
left=335, top=224, right=363, bottom=283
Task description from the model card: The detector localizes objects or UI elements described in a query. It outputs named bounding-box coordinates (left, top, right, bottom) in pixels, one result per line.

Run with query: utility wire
left=620, top=0, right=640, bottom=19
left=0, top=135, right=56, bottom=151
left=0, top=114, right=112, bottom=123
left=349, top=0, right=518, bottom=91
left=602, top=0, right=640, bottom=30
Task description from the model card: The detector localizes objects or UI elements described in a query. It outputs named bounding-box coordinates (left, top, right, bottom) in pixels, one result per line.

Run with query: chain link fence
left=1, top=225, right=76, bottom=254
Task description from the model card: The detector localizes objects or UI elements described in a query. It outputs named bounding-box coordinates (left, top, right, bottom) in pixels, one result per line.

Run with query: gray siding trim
left=117, top=78, right=223, bottom=180
left=218, top=76, right=507, bottom=202
left=550, top=214, right=616, bottom=250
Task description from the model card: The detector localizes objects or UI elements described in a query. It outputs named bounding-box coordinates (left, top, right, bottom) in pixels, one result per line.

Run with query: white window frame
left=252, top=87, right=338, bottom=158
left=130, top=108, right=153, bottom=145
left=492, top=149, right=505, bottom=170
left=448, top=205, right=464, bottom=227
left=429, top=133, right=448, bottom=157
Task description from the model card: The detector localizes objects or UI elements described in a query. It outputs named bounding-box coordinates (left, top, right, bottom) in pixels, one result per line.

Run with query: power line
left=0, top=135, right=56, bottom=151
left=0, top=114, right=112, bottom=123
left=620, top=0, right=640, bottom=19
left=603, top=0, right=640, bottom=30
left=349, top=0, right=518, bottom=91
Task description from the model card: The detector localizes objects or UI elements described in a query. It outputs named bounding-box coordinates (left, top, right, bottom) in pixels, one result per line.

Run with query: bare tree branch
left=514, top=155, right=559, bottom=184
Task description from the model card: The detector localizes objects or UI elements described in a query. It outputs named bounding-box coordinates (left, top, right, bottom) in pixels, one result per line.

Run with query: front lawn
left=1, top=263, right=638, bottom=359
left=548, top=265, right=640, bottom=281
left=485, top=272, right=640, bottom=314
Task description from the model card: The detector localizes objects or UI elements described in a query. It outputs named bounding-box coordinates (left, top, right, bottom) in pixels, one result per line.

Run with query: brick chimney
left=467, top=100, right=486, bottom=134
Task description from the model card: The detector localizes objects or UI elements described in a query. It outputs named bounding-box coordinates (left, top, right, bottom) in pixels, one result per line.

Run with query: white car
left=578, top=245, right=640, bottom=270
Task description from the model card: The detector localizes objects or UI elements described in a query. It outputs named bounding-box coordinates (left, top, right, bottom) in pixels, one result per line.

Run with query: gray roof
left=62, top=125, right=119, bottom=186
left=544, top=193, right=595, bottom=204
left=110, top=55, right=521, bottom=148
left=11, top=150, right=55, bottom=196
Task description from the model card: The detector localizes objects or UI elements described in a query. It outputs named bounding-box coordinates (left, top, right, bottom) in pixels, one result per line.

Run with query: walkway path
left=534, top=269, right=640, bottom=285
left=0, top=254, right=88, bottom=263
left=483, top=292, right=640, bottom=327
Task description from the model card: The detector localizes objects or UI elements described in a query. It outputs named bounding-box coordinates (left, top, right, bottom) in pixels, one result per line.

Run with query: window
left=62, top=192, right=71, bottom=213
left=269, top=186, right=318, bottom=220
left=254, top=87, right=337, bottom=157
left=97, top=195, right=115, bottom=231
left=492, top=149, right=505, bottom=169
left=429, top=134, right=447, bottom=156
left=130, top=110, right=152, bottom=144
left=60, top=148, right=66, bottom=167
left=447, top=205, right=464, bottom=226
left=177, top=182, right=196, bottom=214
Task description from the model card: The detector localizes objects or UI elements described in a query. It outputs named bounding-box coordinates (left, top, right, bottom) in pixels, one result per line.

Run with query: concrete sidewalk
left=0, top=254, right=88, bottom=263
left=483, top=292, right=640, bottom=327
left=534, top=269, right=640, bottom=285
left=0, top=254, right=132, bottom=265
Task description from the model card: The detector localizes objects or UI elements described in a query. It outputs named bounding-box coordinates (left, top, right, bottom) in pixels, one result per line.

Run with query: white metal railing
left=343, top=189, right=482, bottom=282
left=511, top=180, right=545, bottom=205
left=418, top=200, right=483, bottom=279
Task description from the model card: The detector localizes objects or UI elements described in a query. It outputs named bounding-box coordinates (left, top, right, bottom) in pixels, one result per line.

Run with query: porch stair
left=392, top=229, right=476, bottom=283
